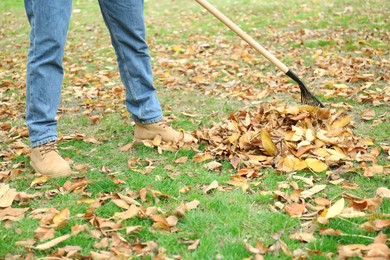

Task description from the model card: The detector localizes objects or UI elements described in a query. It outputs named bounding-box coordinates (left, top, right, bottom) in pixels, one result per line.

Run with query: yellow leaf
left=53, top=208, right=70, bottom=224
left=332, top=115, right=351, bottom=128
left=305, top=129, right=315, bottom=142
left=30, top=176, right=50, bottom=187
left=228, top=133, right=240, bottom=144
left=172, top=45, right=183, bottom=52
left=305, top=158, right=328, bottom=172
left=325, top=198, right=345, bottom=219
left=261, top=129, right=278, bottom=156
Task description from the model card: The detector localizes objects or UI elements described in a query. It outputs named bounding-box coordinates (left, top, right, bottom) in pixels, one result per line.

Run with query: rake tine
left=286, top=70, right=324, bottom=108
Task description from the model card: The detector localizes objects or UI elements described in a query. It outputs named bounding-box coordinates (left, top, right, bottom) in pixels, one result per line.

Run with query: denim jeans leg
left=98, top=0, right=163, bottom=124
left=24, top=0, right=72, bottom=147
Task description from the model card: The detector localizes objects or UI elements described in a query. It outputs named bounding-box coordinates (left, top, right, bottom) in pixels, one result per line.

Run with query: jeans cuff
left=132, top=115, right=163, bottom=125
left=31, top=136, right=58, bottom=148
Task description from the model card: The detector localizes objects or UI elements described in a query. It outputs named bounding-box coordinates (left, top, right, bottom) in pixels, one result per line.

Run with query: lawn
left=0, top=0, right=389, bottom=259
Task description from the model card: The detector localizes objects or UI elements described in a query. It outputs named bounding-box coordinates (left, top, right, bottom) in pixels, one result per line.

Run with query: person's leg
left=24, top=0, right=73, bottom=177
left=97, top=0, right=162, bottom=124
left=97, top=0, right=196, bottom=143
left=25, top=0, right=72, bottom=147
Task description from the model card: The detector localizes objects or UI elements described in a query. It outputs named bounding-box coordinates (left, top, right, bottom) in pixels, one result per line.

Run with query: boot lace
left=157, top=121, right=168, bottom=129
left=40, top=141, right=59, bottom=156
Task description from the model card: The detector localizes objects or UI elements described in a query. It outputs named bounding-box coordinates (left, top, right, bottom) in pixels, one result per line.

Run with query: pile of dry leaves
left=194, top=102, right=389, bottom=175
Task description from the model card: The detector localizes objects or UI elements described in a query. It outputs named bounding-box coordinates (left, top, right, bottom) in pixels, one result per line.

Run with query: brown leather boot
left=134, top=121, right=197, bottom=144
left=30, top=141, right=72, bottom=178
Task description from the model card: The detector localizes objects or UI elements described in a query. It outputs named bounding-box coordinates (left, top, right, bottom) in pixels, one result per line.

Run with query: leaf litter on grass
left=126, top=101, right=389, bottom=258
left=1, top=0, right=390, bottom=259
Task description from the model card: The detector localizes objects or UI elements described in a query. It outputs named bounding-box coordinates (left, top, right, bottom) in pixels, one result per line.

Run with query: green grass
left=1, top=0, right=389, bottom=258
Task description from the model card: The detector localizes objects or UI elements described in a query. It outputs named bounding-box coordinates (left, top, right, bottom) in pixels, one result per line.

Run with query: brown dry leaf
left=0, top=185, right=17, bottom=208
left=193, top=152, right=214, bottom=162
left=289, top=232, right=316, bottom=243
left=300, top=185, right=327, bottom=198
left=90, top=251, right=114, bottom=260
left=94, top=237, right=109, bottom=249
left=174, top=156, right=188, bottom=164
left=188, top=239, right=200, bottom=250
left=284, top=203, right=306, bottom=216
left=314, top=198, right=331, bottom=207
left=376, top=187, right=390, bottom=198
left=126, top=225, right=143, bottom=234
left=15, top=239, right=36, bottom=247
left=34, top=234, right=72, bottom=250
left=186, top=199, right=200, bottom=210
left=112, top=199, right=130, bottom=210
left=166, top=215, right=179, bottom=227
left=292, top=175, right=314, bottom=186
left=202, top=180, right=219, bottom=193
left=119, top=143, right=133, bottom=151
left=174, top=200, right=200, bottom=218
left=196, top=103, right=379, bottom=175
left=113, top=204, right=139, bottom=221
left=0, top=207, right=29, bottom=221
left=151, top=215, right=170, bottom=231
left=0, top=184, right=10, bottom=198
left=204, top=161, right=222, bottom=171
left=35, top=227, right=56, bottom=241
left=245, top=242, right=262, bottom=255
left=361, top=109, right=376, bottom=120
left=337, top=244, right=369, bottom=259
left=174, top=201, right=187, bottom=218
left=348, top=197, right=382, bottom=212
left=115, top=193, right=141, bottom=206
left=319, top=227, right=343, bottom=236
left=361, top=219, right=390, bottom=232
left=261, top=129, right=278, bottom=156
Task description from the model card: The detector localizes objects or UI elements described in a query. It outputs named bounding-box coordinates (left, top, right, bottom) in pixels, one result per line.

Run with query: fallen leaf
left=319, top=228, right=343, bottom=236
left=35, top=234, right=72, bottom=250
left=284, top=203, right=306, bottom=216
left=305, top=158, right=328, bottom=173
left=52, top=208, right=70, bottom=227
left=300, top=185, right=327, bottom=198
left=289, top=232, right=316, bottom=243
left=126, top=225, right=142, bottom=234
left=332, top=115, right=351, bottom=128
left=324, top=198, right=345, bottom=219
left=0, top=186, right=17, bottom=208
left=202, top=180, right=219, bottom=193
left=113, top=204, right=139, bottom=220
left=376, top=187, right=390, bottom=198
left=361, top=219, right=390, bottom=232
left=188, top=239, right=200, bottom=250
left=204, top=161, right=222, bottom=171
left=174, top=156, right=188, bottom=164
left=261, top=129, right=278, bottom=156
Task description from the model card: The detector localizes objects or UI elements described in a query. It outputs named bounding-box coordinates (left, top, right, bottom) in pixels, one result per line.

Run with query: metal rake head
left=286, top=70, right=324, bottom=108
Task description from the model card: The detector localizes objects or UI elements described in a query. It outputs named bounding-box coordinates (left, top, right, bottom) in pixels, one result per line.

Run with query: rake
left=194, top=0, right=324, bottom=107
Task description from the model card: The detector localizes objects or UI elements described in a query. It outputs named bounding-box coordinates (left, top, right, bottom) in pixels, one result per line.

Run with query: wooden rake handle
left=194, top=0, right=289, bottom=73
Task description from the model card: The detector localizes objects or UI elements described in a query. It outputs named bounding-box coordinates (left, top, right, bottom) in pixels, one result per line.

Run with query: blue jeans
left=24, top=0, right=163, bottom=147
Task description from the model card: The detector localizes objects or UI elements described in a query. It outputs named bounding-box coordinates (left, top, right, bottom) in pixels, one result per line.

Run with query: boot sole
left=30, top=162, right=72, bottom=179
